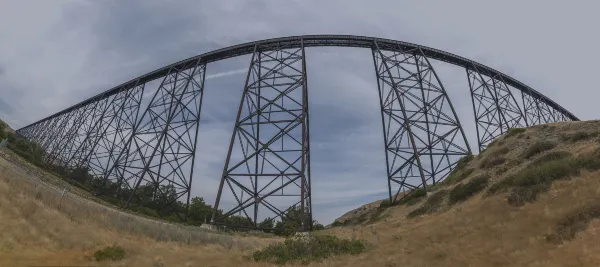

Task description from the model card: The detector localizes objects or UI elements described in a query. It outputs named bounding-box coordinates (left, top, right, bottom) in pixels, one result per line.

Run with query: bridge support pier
left=467, top=65, right=527, bottom=152
left=212, top=40, right=312, bottom=231
left=372, top=42, right=471, bottom=204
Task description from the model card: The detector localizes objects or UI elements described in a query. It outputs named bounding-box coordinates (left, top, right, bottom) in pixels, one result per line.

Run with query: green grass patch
left=489, top=146, right=510, bottom=158
left=435, top=154, right=475, bottom=187
left=251, top=235, right=367, bottom=265
left=486, top=149, right=600, bottom=206
left=449, top=174, right=490, bottom=204
left=521, top=140, right=556, bottom=159
left=479, top=156, right=506, bottom=169
left=93, top=246, right=126, bottom=261
left=407, top=190, right=448, bottom=218
left=379, top=199, right=391, bottom=209
left=396, top=188, right=427, bottom=205
left=439, top=168, right=474, bottom=187
left=495, top=166, right=508, bottom=175
left=505, top=128, right=526, bottom=138
left=547, top=204, right=600, bottom=243
left=561, top=131, right=600, bottom=142
left=530, top=151, right=572, bottom=166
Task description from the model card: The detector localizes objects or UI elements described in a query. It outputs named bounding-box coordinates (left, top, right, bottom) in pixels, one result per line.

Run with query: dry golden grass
left=0, top=156, right=279, bottom=267
left=4, top=120, right=600, bottom=266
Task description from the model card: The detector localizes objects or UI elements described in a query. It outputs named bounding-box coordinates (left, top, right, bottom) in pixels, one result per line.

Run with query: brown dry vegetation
left=321, top=121, right=600, bottom=267
left=4, top=120, right=600, bottom=266
left=0, top=156, right=279, bottom=267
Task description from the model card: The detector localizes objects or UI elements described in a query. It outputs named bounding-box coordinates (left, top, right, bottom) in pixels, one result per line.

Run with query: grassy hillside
left=0, top=118, right=15, bottom=134
left=3, top=120, right=600, bottom=266
left=0, top=155, right=280, bottom=266
left=321, top=120, right=600, bottom=266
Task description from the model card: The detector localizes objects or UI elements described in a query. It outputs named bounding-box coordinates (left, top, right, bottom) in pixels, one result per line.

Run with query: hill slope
left=321, top=120, right=600, bottom=266
left=3, top=120, right=600, bottom=266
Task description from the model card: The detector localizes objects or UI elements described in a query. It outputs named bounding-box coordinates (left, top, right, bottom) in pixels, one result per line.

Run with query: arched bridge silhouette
left=15, top=35, right=577, bottom=231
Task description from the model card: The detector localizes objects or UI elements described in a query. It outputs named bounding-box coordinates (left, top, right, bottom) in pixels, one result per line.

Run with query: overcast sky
left=1, top=0, right=599, bottom=224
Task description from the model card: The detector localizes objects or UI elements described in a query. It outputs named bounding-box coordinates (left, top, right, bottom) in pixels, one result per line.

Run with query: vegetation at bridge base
left=0, top=126, right=325, bottom=236
left=250, top=234, right=367, bottom=265
left=93, top=245, right=126, bottom=261
left=487, top=148, right=600, bottom=207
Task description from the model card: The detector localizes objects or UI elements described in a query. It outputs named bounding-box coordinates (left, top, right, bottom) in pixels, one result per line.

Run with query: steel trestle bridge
left=15, top=35, right=577, bottom=230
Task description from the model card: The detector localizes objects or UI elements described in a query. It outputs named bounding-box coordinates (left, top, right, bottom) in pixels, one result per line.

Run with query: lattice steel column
left=45, top=100, right=101, bottom=168
left=467, top=65, right=527, bottom=152
left=69, top=84, right=144, bottom=186
left=76, top=84, right=144, bottom=197
left=372, top=42, right=471, bottom=204
left=102, top=60, right=206, bottom=220
left=521, top=90, right=571, bottom=125
left=212, top=41, right=312, bottom=230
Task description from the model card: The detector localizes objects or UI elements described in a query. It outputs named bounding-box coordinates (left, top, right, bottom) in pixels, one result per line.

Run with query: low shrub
left=449, top=174, right=490, bottom=204
left=407, top=190, right=448, bottom=218
left=521, top=141, right=556, bottom=159
left=505, top=128, right=526, bottom=138
left=437, top=154, right=474, bottom=187
left=440, top=168, right=474, bottom=187
left=547, top=204, right=600, bottom=243
left=251, top=235, right=366, bottom=265
left=487, top=149, right=600, bottom=206
left=397, top=188, right=427, bottom=205
left=561, top=131, right=600, bottom=142
left=479, top=156, right=506, bottom=169
left=490, top=146, right=510, bottom=158
left=507, top=183, right=551, bottom=207
left=530, top=151, right=572, bottom=166
left=379, top=199, right=391, bottom=209
left=93, top=246, right=126, bottom=261
left=331, top=220, right=344, bottom=227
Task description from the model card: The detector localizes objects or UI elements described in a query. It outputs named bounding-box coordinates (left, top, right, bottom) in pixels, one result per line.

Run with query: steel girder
left=12, top=35, right=579, bottom=231
left=68, top=84, right=145, bottom=192
left=47, top=98, right=107, bottom=168
left=521, top=90, right=570, bottom=125
left=467, top=65, right=527, bottom=152
left=212, top=41, right=312, bottom=230
left=101, top=59, right=206, bottom=220
left=372, top=41, right=471, bottom=204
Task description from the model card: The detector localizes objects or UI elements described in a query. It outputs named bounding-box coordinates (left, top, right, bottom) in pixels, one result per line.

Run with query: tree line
left=0, top=122, right=325, bottom=235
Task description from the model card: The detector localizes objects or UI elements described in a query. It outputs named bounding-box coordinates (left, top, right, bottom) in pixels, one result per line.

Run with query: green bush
left=437, top=154, right=474, bottom=187
left=251, top=235, right=366, bottom=265
left=397, top=188, right=427, bottom=205
left=379, top=199, right=391, bottom=209
left=521, top=141, right=556, bottom=159
left=331, top=220, right=344, bottom=227
left=562, top=131, right=600, bottom=142
left=407, top=190, right=448, bottom=218
left=440, top=168, right=474, bottom=187
left=93, top=246, right=126, bottom=261
left=479, top=156, right=506, bottom=169
left=547, top=205, right=600, bottom=242
left=490, top=146, right=510, bottom=158
left=449, top=174, right=490, bottom=204
left=505, top=128, right=526, bottom=138
left=507, top=183, right=551, bottom=207
left=486, top=149, right=600, bottom=206
left=530, top=151, right=572, bottom=166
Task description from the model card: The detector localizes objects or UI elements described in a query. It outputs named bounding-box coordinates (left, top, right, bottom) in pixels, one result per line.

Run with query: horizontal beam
left=19, top=35, right=578, bottom=130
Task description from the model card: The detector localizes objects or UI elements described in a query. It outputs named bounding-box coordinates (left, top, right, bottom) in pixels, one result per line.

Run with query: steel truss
left=467, top=65, right=528, bottom=151
left=212, top=41, right=312, bottom=230
left=521, top=90, right=569, bottom=125
left=69, top=84, right=145, bottom=193
left=101, top=60, right=206, bottom=220
left=372, top=42, right=471, bottom=204
left=14, top=35, right=578, bottom=231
